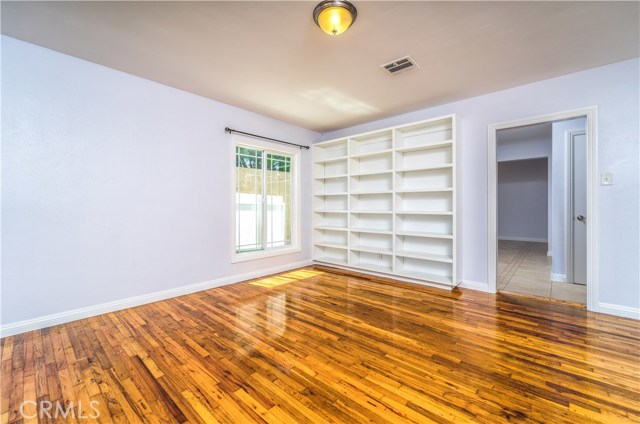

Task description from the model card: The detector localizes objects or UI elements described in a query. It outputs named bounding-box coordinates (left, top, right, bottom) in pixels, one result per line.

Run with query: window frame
left=231, top=134, right=301, bottom=263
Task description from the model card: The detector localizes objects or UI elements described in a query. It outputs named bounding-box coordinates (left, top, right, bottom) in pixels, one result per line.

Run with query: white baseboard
left=598, top=302, right=640, bottom=320
left=458, top=280, right=491, bottom=293
left=498, top=236, right=548, bottom=243
left=0, top=259, right=313, bottom=338
left=316, top=262, right=493, bottom=295
left=314, top=261, right=456, bottom=291
left=550, top=273, right=567, bottom=283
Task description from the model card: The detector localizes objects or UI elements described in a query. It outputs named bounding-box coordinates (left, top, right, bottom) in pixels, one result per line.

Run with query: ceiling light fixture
left=313, top=0, right=357, bottom=36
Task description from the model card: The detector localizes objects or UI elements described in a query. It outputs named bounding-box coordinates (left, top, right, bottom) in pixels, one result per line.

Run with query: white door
left=572, top=133, right=587, bottom=285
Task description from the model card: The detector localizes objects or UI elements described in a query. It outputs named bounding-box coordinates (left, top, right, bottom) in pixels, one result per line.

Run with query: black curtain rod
left=224, top=127, right=310, bottom=150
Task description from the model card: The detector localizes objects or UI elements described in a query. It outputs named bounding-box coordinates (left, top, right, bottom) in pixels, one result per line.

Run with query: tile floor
left=498, top=240, right=586, bottom=304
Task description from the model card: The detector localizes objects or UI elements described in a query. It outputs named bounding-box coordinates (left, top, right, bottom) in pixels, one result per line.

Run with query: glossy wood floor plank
left=2, top=266, right=639, bottom=423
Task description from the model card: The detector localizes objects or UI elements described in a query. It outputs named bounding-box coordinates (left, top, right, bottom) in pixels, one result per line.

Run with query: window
left=232, top=136, right=300, bottom=262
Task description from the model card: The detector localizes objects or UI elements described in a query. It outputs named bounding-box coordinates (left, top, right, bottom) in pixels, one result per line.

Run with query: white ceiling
left=2, top=1, right=639, bottom=133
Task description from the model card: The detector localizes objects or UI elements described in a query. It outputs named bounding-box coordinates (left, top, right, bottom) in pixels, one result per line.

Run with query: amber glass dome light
left=313, top=0, right=357, bottom=36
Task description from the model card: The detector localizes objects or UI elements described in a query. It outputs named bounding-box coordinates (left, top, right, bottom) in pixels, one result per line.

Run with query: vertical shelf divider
left=391, top=129, right=398, bottom=275
left=347, top=138, right=351, bottom=265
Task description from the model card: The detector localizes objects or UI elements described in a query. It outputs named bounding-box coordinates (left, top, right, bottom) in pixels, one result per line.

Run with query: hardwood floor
left=2, top=266, right=639, bottom=423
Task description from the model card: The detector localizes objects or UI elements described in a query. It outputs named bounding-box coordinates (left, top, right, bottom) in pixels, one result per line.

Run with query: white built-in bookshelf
left=312, top=115, right=461, bottom=288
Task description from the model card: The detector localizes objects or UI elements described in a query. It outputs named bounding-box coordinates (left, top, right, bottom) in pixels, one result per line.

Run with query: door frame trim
left=487, top=106, right=598, bottom=312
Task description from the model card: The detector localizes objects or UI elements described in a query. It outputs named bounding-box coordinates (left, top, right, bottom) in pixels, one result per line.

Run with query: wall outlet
left=600, top=171, right=613, bottom=186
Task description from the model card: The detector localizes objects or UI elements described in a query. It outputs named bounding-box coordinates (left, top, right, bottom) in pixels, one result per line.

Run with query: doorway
left=496, top=156, right=553, bottom=297
left=488, top=107, right=598, bottom=311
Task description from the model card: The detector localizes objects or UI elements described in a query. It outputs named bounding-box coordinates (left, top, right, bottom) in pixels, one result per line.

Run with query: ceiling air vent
left=381, top=56, right=419, bottom=75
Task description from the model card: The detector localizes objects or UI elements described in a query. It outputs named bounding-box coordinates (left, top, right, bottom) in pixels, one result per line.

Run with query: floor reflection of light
left=266, top=293, right=286, bottom=337
left=250, top=276, right=295, bottom=288
left=284, top=269, right=323, bottom=279
left=236, top=293, right=288, bottom=338
left=236, top=301, right=258, bottom=331
left=250, top=269, right=323, bottom=288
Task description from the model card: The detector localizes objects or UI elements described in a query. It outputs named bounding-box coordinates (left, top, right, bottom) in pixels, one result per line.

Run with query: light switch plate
left=600, top=171, right=613, bottom=185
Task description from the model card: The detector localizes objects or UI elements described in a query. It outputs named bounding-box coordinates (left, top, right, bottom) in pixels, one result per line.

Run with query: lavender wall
left=322, top=58, right=640, bottom=314
left=497, top=159, right=549, bottom=242
left=497, top=133, right=552, bottom=163
left=497, top=124, right=553, bottom=246
left=2, top=36, right=319, bottom=326
left=3, top=35, right=638, bottom=326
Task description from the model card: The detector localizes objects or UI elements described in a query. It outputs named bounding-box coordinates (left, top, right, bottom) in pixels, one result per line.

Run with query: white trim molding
left=598, top=303, right=640, bottom=320
left=315, top=262, right=491, bottom=294
left=488, top=106, right=599, bottom=313
left=314, top=262, right=455, bottom=291
left=0, top=260, right=313, bottom=338
left=458, top=280, right=491, bottom=293
left=550, top=273, right=568, bottom=283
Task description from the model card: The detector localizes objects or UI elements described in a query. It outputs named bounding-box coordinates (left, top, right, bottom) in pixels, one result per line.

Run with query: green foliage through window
left=267, top=154, right=291, bottom=172
left=236, top=146, right=262, bottom=169
left=235, top=146, right=291, bottom=172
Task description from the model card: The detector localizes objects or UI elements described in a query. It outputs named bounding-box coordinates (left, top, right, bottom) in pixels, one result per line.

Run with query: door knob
left=576, top=215, right=586, bottom=222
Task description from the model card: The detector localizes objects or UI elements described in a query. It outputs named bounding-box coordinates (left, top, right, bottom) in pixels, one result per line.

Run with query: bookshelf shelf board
left=350, top=149, right=393, bottom=159
left=352, top=170, right=394, bottom=177
left=314, top=192, right=348, bottom=196
left=395, top=140, right=453, bottom=153
left=350, top=246, right=393, bottom=255
left=395, top=211, right=454, bottom=216
left=314, top=242, right=348, bottom=250
left=395, top=231, right=453, bottom=239
left=315, top=226, right=349, bottom=232
left=314, top=155, right=348, bottom=164
left=395, top=188, right=453, bottom=193
left=350, top=228, right=393, bottom=235
left=314, top=174, right=348, bottom=180
left=396, top=164, right=453, bottom=173
left=396, top=250, right=453, bottom=263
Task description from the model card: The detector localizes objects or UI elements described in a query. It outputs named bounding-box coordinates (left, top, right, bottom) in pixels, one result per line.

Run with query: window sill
left=231, top=246, right=301, bottom=264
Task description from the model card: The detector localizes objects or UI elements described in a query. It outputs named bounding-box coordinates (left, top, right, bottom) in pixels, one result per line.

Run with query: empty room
left=2, top=1, right=639, bottom=423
